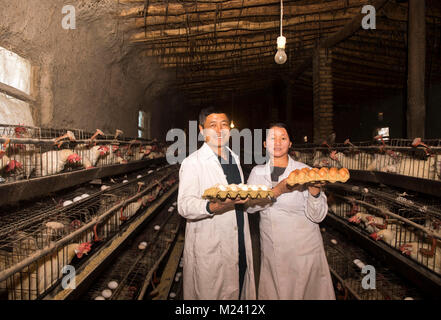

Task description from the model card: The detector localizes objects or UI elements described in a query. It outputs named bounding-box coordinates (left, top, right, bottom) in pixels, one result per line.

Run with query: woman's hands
left=273, top=178, right=324, bottom=198
left=308, top=182, right=325, bottom=197
left=272, top=178, right=298, bottom=198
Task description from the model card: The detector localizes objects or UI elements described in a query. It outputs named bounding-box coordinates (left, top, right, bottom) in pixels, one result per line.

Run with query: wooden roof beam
left=120, top=0, right=371, bottom=18
left=129, top=12, right=354, bottom=42
left=287, top=0, right=391, bottom=81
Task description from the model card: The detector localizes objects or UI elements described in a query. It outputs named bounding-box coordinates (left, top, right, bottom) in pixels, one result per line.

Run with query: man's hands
left=208, top=197, right=249, bottom=215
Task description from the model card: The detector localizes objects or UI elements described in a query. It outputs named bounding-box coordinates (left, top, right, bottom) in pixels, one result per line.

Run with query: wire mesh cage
left=291, top=138, right=441, bottom=182
left=0, top=165, right=179, bottom=300
left=326, top=182, right=441, bottom=277
left=0, top=124, right=167, bottom=184
left=322, top=225, right=422, bottom=300
left=83, top=202, right=182, bottom=300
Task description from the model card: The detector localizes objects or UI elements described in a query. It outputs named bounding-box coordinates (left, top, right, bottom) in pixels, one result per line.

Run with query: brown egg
left=287, top=169, right=299, bottom=186
left=308, top=169, right=318, bottom=182
left=318, top=167, right=329, bottom=180
left=338, top=168, right=350, bottom=182
left=328, top=167, right=339, bottom=183
left=297, top=169, right=307, bottom=184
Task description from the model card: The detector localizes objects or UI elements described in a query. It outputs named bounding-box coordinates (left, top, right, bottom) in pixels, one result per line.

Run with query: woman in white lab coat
left=247, top=123, right=335, bottom=300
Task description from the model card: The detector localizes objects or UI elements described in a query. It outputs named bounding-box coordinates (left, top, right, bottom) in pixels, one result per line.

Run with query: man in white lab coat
left=177, top=107, right=256, bottom=300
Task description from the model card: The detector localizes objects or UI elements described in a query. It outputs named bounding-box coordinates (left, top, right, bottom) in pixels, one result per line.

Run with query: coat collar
left=198, top=143, right=244, bottom=183
left=198, top=142, right=240, bottom=163
left=257, top=155, right=297, bottom=184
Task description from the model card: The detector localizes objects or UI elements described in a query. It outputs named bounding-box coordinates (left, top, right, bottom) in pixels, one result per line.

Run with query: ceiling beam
left=286, top=0, right=391, bottom=82
left=129, top=11, right=355, bottom=42
left=120, top=0, right=370, bottom=18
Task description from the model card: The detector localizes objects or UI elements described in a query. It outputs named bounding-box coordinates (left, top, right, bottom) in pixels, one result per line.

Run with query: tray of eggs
left=202, top=183, right=274, bottom=200
left=287, top=167, right=350, bottom=187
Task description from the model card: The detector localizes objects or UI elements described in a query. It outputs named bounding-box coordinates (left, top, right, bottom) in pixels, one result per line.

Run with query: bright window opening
left=138, top=110, right=151, bottom=139
left=376, top=127, right=390, bottom=141
left=0, top=46, right=34, bottom=126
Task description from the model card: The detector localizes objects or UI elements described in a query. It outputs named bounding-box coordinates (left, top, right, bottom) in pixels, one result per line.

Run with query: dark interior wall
left=334, top=90, right=405, bottom=142
left=334, top=82, right=441, bottom=142
left=205, top=80, right=440, bottom=144
left=427, top=82, right=441, bottom=138
left=207, top=80, right=314, bottom=144
left=0, top=0, right=185, bottom=138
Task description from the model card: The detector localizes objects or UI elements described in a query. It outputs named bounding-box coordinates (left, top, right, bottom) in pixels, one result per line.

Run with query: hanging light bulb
left=275, top=36, right=287, bottom=64
left=230, top=121, right=235, bottom=129
left=275, top=0, right=287, bottom=64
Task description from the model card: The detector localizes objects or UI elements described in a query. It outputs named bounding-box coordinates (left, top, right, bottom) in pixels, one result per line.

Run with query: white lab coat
left=177, top=143, right=256, bottom=300
left=247, top=156, right=335, bottom=300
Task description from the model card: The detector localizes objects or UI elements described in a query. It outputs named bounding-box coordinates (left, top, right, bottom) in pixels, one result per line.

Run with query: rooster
left=399, top=238, right=441, bottom=274
left=119, top=198, right=144, bottom=222
left=370, top=229, right=397, bottom=246
left=95, top=145, right=119, bottom=166
left=82, top=145, right=110, bottom=169
left=8, top=241, right=91, bottom=300
left=312, top=142, right=342, bottom=168
left=0, top=150, right=22, bottom=173
left=0, top=139, right=24, bottom=178
left=35, top=149, right=81, bottom=177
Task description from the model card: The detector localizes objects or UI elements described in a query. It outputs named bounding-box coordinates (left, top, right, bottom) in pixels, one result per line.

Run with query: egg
left=176, top=272, right=182, bottom=277
left=169, top=292, right=176, bottom=299
left=175, top=276, right=180, bottom=282
left=101, top=289, right=112, bottom=298
left=179, top=261, right=184, bottom=268
left=100, top=185, right=109, bottom=191
left=168, top=207, right=174, bottom=212
left=81, top=193, right=90, bottom=199
left=148, top=170, right=154, bottom=174
left=173, top=202, right=177, bottom=206
left=330, top=239, right=338, bottom=245
left=363, top=188, right=369, bottom=193
left=353, top=259, right=365, bottom=269
left=137, top=175, right=142, bottom=179
left=108, top=281, right=118, bottom=290
left=154, top=225, right=160, bottom=231
left=94, top=296, right=105, bottom=300
left=63, top=200, right=73, bottom=207
left=122, top=180, right=129, bottom=183
left=138, top=242, right=147, bottom=250
left=404, top=297, right=414, bottom=300
left=73, top=196, right=83, bottom=202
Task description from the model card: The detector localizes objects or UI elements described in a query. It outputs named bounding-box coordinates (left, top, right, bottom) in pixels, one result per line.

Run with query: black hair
left=266, top=122, right=294, bottom=142
left=198, top=106, right=229, bottom=127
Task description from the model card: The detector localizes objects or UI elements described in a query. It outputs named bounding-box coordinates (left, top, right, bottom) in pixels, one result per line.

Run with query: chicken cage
left=325, top=182, right=441, bottom=281
left=0, top=124, right=167, bottom=184
left=292, top=138, right=441, bottom=182
left=0, top=164, right=178, bottom=300
left=322, top=225, right=422, bottom=300
left=83, top=200, right=182, bottom=300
